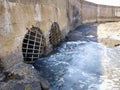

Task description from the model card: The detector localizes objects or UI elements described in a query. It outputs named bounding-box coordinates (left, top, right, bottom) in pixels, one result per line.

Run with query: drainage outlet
left=49, top=22, right=61, bottom=46
left=22, top=26, right=45, bottom=63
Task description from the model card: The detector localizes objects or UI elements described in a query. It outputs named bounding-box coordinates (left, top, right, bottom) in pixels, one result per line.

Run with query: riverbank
left=67, top=22, right=120, bottom=47
left=0, top=62, right=50, bottom=90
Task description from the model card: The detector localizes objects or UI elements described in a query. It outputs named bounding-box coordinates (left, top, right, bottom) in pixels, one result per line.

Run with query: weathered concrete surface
left=81, top=1, right=97, bottom=23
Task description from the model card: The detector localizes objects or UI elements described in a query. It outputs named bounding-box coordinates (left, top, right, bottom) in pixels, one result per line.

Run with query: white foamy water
left=35, top=41, right=120, bottom=90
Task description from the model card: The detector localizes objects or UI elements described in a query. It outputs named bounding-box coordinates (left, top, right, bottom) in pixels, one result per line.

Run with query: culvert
left=49, top=22, right=61, bottom=46
left=22, top=26, right=45, bottom=63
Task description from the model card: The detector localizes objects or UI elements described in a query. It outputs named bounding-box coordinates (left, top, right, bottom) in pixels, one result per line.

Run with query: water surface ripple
left=34, top=41, right=120, bottom=90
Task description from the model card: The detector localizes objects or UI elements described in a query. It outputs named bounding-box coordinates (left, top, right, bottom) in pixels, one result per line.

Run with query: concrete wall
left=81, top=1, right=97, bottom=23
left=115, top=7, right=120, bottom=17
left=97, top=5, right=115, bottom=21
left=0, top=0, right=120, bottom=69
left=67, top=0, right=82, bottom=30
left=0, top=0, right=68, bottom=69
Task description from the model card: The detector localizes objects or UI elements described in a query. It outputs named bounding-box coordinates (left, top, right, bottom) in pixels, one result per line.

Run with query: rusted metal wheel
left=22, top=26, right=46, bottom=63
left=49, top=22, right=61, bottom=46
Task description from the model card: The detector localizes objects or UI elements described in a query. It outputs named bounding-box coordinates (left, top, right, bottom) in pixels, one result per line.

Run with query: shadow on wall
left=72, top=6, right=79, bottom=27
left=67, top=5, right=80, bottom=30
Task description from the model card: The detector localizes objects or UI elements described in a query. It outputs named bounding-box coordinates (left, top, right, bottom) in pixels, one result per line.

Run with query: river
left=34, top=37, right=120, bottom=90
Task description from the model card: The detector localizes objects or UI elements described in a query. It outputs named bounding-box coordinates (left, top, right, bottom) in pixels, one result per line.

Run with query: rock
left=39, top=76, right=50, bottom=90
left=66, top=23, right=98, bottom=41
left=66, top=31, right=82, bottom=41
left=0, top=62, right=50, bottom=90
left=0, top=71, right=23, bottom=82
left=115, top=44, right=120, bottom=47
left=0, top=74, right=5, bottom=81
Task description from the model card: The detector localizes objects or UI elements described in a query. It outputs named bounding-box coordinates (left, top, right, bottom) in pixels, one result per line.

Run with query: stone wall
left=0, top=0, right=120, bottom=69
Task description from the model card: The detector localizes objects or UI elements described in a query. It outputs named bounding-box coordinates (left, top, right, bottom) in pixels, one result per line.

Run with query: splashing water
left=34, top=40, right=120, bottom=90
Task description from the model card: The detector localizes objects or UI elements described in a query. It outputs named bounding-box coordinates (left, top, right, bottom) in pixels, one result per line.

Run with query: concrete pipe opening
left=49, top=22, right=61, bottom=46
left=22, top=26, right=46, bottom=63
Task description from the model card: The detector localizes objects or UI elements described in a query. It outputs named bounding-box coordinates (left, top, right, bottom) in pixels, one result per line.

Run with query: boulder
left=0, top=62, right=50, bottom=90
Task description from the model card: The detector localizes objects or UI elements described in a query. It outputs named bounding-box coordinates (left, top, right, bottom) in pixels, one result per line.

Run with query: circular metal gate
left=49, top=22, right=61, bottom=46
left=22, top=27, right=45, bottom=63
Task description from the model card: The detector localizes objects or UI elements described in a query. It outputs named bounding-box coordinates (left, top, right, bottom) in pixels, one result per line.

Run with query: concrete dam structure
left=0, top=0, right=120, bottom=70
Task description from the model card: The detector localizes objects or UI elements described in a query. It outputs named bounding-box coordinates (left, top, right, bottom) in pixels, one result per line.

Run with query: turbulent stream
left=34, top=38, right=120, bottom=90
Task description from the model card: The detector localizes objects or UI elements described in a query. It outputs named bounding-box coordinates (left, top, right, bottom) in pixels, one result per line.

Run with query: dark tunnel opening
left=22, top=26, right=46, bottom=63
left=49, top=22, right=61, bottom=46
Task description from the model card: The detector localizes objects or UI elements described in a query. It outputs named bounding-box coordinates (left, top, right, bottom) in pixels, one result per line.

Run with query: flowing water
left=34, top=38, right=120, bottom=90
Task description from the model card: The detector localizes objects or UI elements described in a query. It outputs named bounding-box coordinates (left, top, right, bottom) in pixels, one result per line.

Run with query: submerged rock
left=66, top=23, right=98, bottom=42
left=97, top=22, right=120, bottom=47
left=114, top=44, right=120, bottom=47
